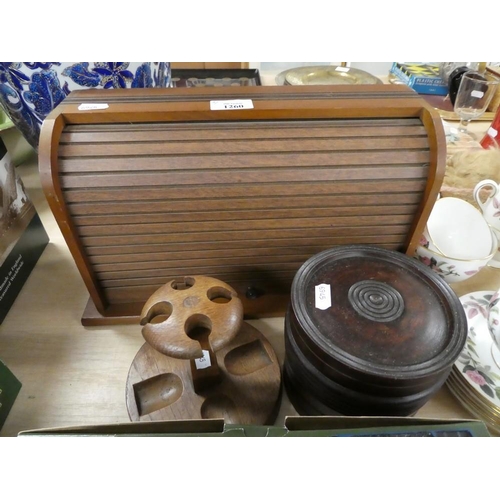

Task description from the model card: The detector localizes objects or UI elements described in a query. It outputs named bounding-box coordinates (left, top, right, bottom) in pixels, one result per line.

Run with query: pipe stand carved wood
left=126, top=276, right=282, bottom=424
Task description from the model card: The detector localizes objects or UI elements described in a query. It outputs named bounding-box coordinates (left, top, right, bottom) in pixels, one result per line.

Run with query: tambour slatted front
left=38, top=85, right=446, bottom=325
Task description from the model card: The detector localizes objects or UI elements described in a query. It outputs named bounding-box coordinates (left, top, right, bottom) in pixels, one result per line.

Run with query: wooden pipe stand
left=126, top=276, right=282, bottom=424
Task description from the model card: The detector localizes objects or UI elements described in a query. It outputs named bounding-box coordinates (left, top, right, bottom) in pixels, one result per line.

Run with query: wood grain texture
left=140, top=276, right=243, bottom=359
left=126, top=321, right=282, bottom=424
left=38, top=85, right=446, bottom=324
left=2, top=151, right=495, bottom=438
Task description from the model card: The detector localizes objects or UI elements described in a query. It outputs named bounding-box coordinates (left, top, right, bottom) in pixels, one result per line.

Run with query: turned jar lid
left=290, top=245, right=467, bottom=380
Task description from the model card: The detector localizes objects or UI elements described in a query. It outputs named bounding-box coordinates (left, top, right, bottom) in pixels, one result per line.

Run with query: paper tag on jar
left=194, top=350, right=211, bottom=370
left=78, top=103, right=109, bottom=110
left=315, top=283, right=331, bottom=310
left=210, top=99, right=254, bottom=110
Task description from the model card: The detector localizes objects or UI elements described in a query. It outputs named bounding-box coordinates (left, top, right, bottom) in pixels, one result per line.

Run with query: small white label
left=335, top=66, right=350, bottom=72
left=315, top=283, right=331, bottom=310
left=78, top=103, right=109, bottom=111
left=471, top=90, right=484, bottom=98
left=194, top=350, right=211, bottom=370
left=210, top=99, right=254, bottom=111
left=488, top=127, right=498, bottom=138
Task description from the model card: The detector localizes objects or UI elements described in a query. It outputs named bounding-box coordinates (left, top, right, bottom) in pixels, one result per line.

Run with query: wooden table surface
left=0, top=114, right=497, bottom=437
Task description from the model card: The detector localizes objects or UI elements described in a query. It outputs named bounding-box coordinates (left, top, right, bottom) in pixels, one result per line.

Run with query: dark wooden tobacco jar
left=284, top=245, right=467, bottom=416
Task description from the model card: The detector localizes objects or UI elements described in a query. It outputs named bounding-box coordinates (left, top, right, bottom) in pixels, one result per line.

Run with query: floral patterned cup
left=487, top=290, right=500, bottom=369
left=415, top=228, right=498, bottom=283
left=0, top=62, right=171, bottom=150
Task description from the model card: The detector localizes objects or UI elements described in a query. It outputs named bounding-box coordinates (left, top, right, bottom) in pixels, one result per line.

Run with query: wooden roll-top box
left=39, top=85, right=446, bottom=325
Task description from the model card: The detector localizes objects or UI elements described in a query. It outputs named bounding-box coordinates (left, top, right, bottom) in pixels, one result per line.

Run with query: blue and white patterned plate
left=0, top=62, right=171, bottom=150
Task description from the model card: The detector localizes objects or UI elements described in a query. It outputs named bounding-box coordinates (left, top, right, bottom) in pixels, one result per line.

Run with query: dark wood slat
left=58, top=150, right=429, bottom=173
left=76, top=214, right=415, bottom=237
left=80, top=225, right=410, bottom=247
left=73, top=204, right=420, bottom=226
left=60, top=166, right=429, bottom=189
left=98, top=261, right=302, bottom=281
left=62, top=118, right=423, bottom=134
left=59, top=137, right=430, bottom=157
left=103, top=274, right=298, bottom=303
left=89, top=245, right=329, bottom=264
left=101, top=269, right=301, bottom=289
left=63, top=179, right=429, bottom=203
left=68, top=192, right=424, bottom=216
left=85, top=235, right=407, bottom=257
left=61, top=118, right=424, bottom=130
left=60, top=124, right=428, bottom=143
left=93, top=252, right=332, bottom=273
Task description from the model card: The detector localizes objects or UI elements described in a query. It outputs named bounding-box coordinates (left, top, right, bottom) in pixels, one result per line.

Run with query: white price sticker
left=487, top=127, right=498, bottom=138
left=210, top=99, right=254, bottom=111
left=471, top=90, right=484, bottom=98
left=315, top=283, right=331, bottom=310
left=335, top=66, right=350, bottom=72
left=78, top=103, right=109, bottom=111
left=194, top=350, right=211, bottom=370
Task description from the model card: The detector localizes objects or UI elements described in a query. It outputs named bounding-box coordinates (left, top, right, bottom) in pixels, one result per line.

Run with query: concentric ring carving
left=348, top=280, right=404, bottom=323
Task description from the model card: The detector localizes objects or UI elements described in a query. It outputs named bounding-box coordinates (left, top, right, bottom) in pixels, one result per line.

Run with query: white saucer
left=447, top=369, right=500, bottom=434
left=455, top=291, right=500, bottom=409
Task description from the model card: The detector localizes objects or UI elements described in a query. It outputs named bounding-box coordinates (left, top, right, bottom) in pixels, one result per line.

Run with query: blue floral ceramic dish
left=0, top=62, right=171, bottom=150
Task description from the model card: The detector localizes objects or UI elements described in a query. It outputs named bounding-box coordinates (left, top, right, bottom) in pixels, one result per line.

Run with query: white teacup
left=426, top=196, right=494, bottom=260
left=415, top=227, right=498, bottom=283
left=473, top=179, right=500, bottom=233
